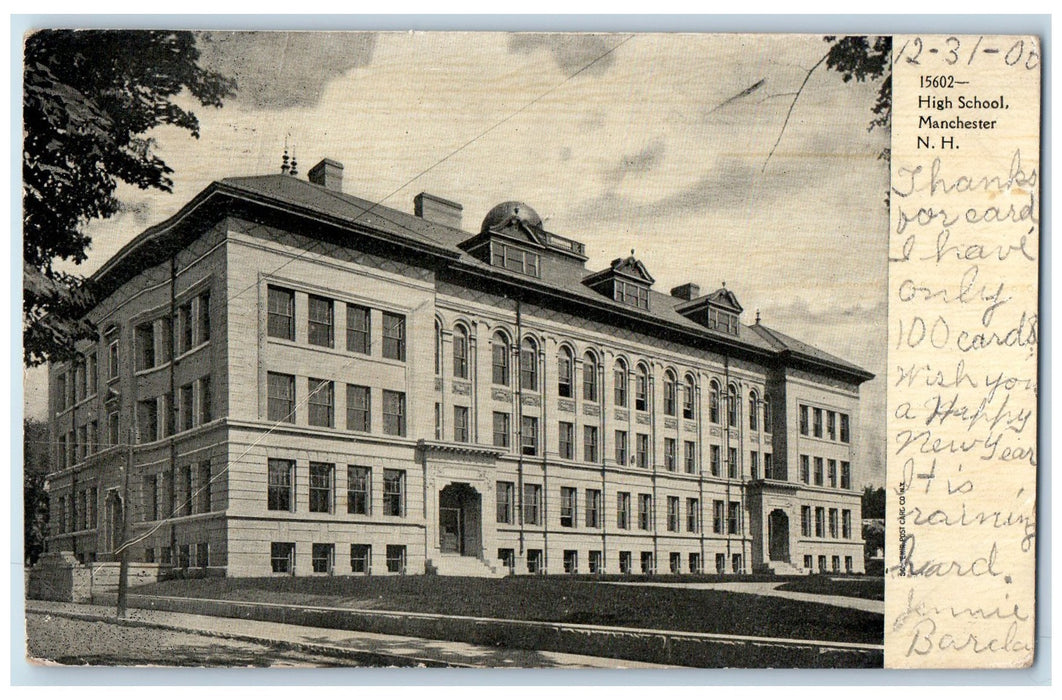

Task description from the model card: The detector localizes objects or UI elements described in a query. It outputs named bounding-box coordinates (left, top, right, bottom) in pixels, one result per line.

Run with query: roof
left=747, top=323, right=873, bottom=380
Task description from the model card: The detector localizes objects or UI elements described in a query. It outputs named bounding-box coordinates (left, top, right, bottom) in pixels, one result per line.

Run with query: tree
left=23, top=418, right=51, bottom=565
left=861, top=485, right=886, bottom=519
left=23, top=30, right=235, bottom=366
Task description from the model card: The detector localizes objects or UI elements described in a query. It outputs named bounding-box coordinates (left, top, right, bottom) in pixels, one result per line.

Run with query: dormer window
left=490, top=241, right=540, bottom=277
left=584, top=255, right=655, bottom=311
left=614, top=279, right=649, bottom=310
left=708, top=307, right=739, bottom=335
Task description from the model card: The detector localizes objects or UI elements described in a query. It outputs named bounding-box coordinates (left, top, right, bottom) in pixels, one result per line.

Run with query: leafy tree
left=23, top=418, right=51, bottom=565
left=861, top=485, right=886, bottom=519
left=23, top=30, right=235, bottom=366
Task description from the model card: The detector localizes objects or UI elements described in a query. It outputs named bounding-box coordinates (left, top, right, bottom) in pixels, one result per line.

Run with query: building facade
left=45, top=158, right=872, bottom=577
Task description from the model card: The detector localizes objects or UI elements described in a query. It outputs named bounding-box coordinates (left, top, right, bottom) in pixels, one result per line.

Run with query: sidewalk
left=25, top=600, right=672, bottom=669
left=603, top=581, right=885, bottom=614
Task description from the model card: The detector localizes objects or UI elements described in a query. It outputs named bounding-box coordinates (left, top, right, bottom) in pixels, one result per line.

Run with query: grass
left=137, top=574, right=883, bottom=644
left=776, top=575, right=884, bottom=601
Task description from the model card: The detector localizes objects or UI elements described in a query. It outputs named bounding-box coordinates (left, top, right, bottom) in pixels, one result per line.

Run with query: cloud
left=507, top=33, right=618, bottom=76
left=602, top=140, right=666, bottom=186
left=197, top=31, right=376, bottom=110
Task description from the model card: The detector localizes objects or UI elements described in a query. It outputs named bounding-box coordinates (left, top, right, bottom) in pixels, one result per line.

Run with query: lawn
left=137, top=575, right=883, bottom=645
left=775, top=575, right=884, bottom=601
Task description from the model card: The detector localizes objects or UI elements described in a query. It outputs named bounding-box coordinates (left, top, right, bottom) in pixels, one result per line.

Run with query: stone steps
left=428, top=554, right=506, bottom=578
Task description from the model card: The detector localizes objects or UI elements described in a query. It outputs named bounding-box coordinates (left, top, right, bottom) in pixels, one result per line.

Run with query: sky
left=24, top=31, right=889, bottom=487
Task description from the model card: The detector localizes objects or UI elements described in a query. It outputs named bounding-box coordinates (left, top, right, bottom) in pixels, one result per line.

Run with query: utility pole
left=116, top=427, right=133, bottom=618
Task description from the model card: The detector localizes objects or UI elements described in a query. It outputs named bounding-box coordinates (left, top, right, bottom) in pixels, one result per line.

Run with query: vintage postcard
left=20, top=29, right=1038, bottom=671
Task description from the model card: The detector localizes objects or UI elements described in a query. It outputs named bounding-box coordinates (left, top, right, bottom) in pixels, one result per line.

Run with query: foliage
left=23, top=30, right=234, bottom=366
left=824, top=35, right=892, bottom=164
left=24, top=418, right=52, bottom=565
left=861, top=485, right=886, bottom=519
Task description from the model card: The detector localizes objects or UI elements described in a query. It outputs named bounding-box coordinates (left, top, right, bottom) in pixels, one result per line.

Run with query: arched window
left=583, top=351, right=598, bottom=402
left=663, top=370, right=677, bottom=416
left=557, top=346, right=574, bottom=398
left=520, top=337, right=538, bottom=392
left=709, top=380, right=720, bottom=424
left=434, top=319, right=442, bottom=376
left=763, top=394, right=772, bottom=431
left=453, top=325, right=469, bottom=379
left=727, top=384, right=738, bottom=427
left=749, top=390, right=760, bottom=431
left=683, top=374, right=696, bottom=419
left=492, top=331, right=510, bottom=386
left=635, top=364, right=649, bottom=412
left=613, top=358, right=628, bottom=407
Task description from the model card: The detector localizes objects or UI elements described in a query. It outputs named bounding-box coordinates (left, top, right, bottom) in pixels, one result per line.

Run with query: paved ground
left=603, top=581, right=885, bottom=614
left=24, top=601, right=672, bottom=669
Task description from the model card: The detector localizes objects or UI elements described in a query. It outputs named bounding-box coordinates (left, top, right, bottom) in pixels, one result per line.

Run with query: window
left=763, top=395, right=772, bottom=431
left=815, top=507, right=825, bottom=537
left=346, top=384, right=370, bottom=431
left=521, top=415, right=538, bottom=456
left=636, top=433, right=649, bottom=469
left=617, top=491, right=631, bottom=529
left=453, top=405, right=469, bottom=442
left=351, top=544, right=371, bottom=574
left=198, top=462, right=212, bottom=513
left=268, top=459, right=294, bottom=512
left=558, top=422, right=574, bottom=459
left=801, top=506, right=812, bottom=536
left=840, top=413, right=851, bottom=443
left=180, top=465, right=193, bottom=516
left=728, top=501, right=741, bottom=534
left=709, top=381, right=720, bottom=423
left=814, top=457, right=824, bottom=486
left=107, top=411, right=119, bottom=448
left=635, top=366, right=649, bottom=411
left=309, top=462, right=334, bottom=513
left=800, top=455, right=810, bottom=484
left=683, top=375, right=695, bottom=419
left=589, top=550, right=603, bottom=574
left=178, top=544, right=191, bottom=568
left=307, top=295, right=334, bottom=347
left=88, top=420, right=98, bottom=456
left=640, top=551, right=654, bottom=574
left=799, top=404, right=809, bottom=435
left=843, top=509, right=852, bottom=539
left=308, top=378, right=334, bottom=428
left=557, top=347, right=573, bottom=398
left=434, top=320, right=442, bottom=375
left=728, top=447, right=738, bottom=479
left=638, top=493, right=652, bottom=530
left=687, top=498, right=700, bottom=532
left=727, top=384, right=738, bottom=427
left=713, top=500, right=725, bottom=534
left=667, top=496, right=680, bottom=532
left=560, top=487, right=577, bottom=527
left=267, top=372, right=295, bottom=423
left=56, top=371, right=67, bottom=412
left=267, top=286, right=295, bottom=340
left=663, top=372, right=677, bottom=415
left=199, top=376, right=212, bottom=424
left=689, top=553, right=702, bottom=574
left=750, top=451, right=760, bottom=480
left=523, top=483, right=541, bottom=525
left=827, top=410, right=837, bottom=440
left=434, top=403, right=441, bottom=439
left=583, top=352, right=598, bottom=402
left=585, top=489, right=601, bottom=528
left=732, top=553, right=743, bottom=574
left=670, top=552, right=681, bottom=574
left=829, top=508, right=839, bottom=538
left=453, top=325, right=469, bottom=379
left=583, top=426, right=598, bottom=462
left=845, top=556, right=854, bottom=573
left=197, top=291, right=211, bottom=344
left=346, top=304, right=370, bottom=354
left=563, top=550, right=578, bottom=574
left=108, top=339, right=120, bottom=381
left=619, top=551, right=633, bottom=574
left=813, top=407, right=823, bottom=438
left=386, top=545, right=406, bottom=573
left=499, top=548, right=515, bottom=573
left=765, top=453, right=776, bottom=479
left=614, top=360, right=628, bottom=407
left=137, top=398, right=158, bottom=443
left=383, top=470, right=405, bottom=517
left=710, top=445, right=721, bottom=476
left=271, top=542, right=295, bottom=574
left=86, top=352, right=97, bottom=396
left=312, top=543, right=334, bottom=574
left=347, top=466, right=371, bottom=515
left=491, top=241, right=541, bottom=277
left=804, top=555, right=814, bottom=570
left=383, top=390, right=406, bottom=436
left=828, top=459, right=838, bottom=488
left=708, top=307, right=739, bottom=335
left=496, top=481, right=515, bottom=524
left=614, top=279, right=649, bottom=310
left=520, top=338, right=537, bottom=391
left=135, top=322, right=156, bottom=371
left=749, top=392, right=759, bottom=431
left=492, top=332, right=510, bottom=385
left=832, top=555, right=841, bottom=573
left=615, top=430, right=628, bottom=466
left=493, top=412, right=510, bottom=448
left=178, top=301, right=193, bottom=353
left=818, top=555, right=827, bottom=573
left=382, top=312, right=406, bottom=361
left=841, top=462, right=851, bottom=490
left=664, top=438, right=676, bottom=471
left=527, top=549, right=543, bottom=574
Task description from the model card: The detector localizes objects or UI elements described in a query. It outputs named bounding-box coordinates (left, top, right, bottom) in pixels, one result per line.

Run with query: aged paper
left=886, top=35, right=1039, bottom=668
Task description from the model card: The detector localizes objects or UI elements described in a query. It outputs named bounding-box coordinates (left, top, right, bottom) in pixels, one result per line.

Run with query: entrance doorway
left=768, top=509, right=790, bottom=562
left=438, top=483, right=482, bottom=557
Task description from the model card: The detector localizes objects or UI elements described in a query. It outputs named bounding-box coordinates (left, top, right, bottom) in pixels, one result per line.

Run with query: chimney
left=670, top=282, right=701, bottom=301
left=308, top=158, right=344, bottom=192
left=414, top=192, right=463, bottom=230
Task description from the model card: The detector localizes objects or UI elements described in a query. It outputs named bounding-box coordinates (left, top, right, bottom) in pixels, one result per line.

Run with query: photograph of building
left=43, top=157, right=873, bottom=578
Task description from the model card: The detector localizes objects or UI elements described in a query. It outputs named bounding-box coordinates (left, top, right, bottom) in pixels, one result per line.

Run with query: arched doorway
left=439, top=483, right=482, bottom=557
left=768, top=509, right=790, bottom=562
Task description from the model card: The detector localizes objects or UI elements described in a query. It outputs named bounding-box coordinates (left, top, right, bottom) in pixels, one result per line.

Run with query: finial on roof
left=755, top=309, right=761, bottom=324
left=281, top=146, right=290, bottom=174
left=290, top=145, right=298, bottom=177
left=630, top=248, right=635, bottom=256
left=722, top=280, right=727, bottom=288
